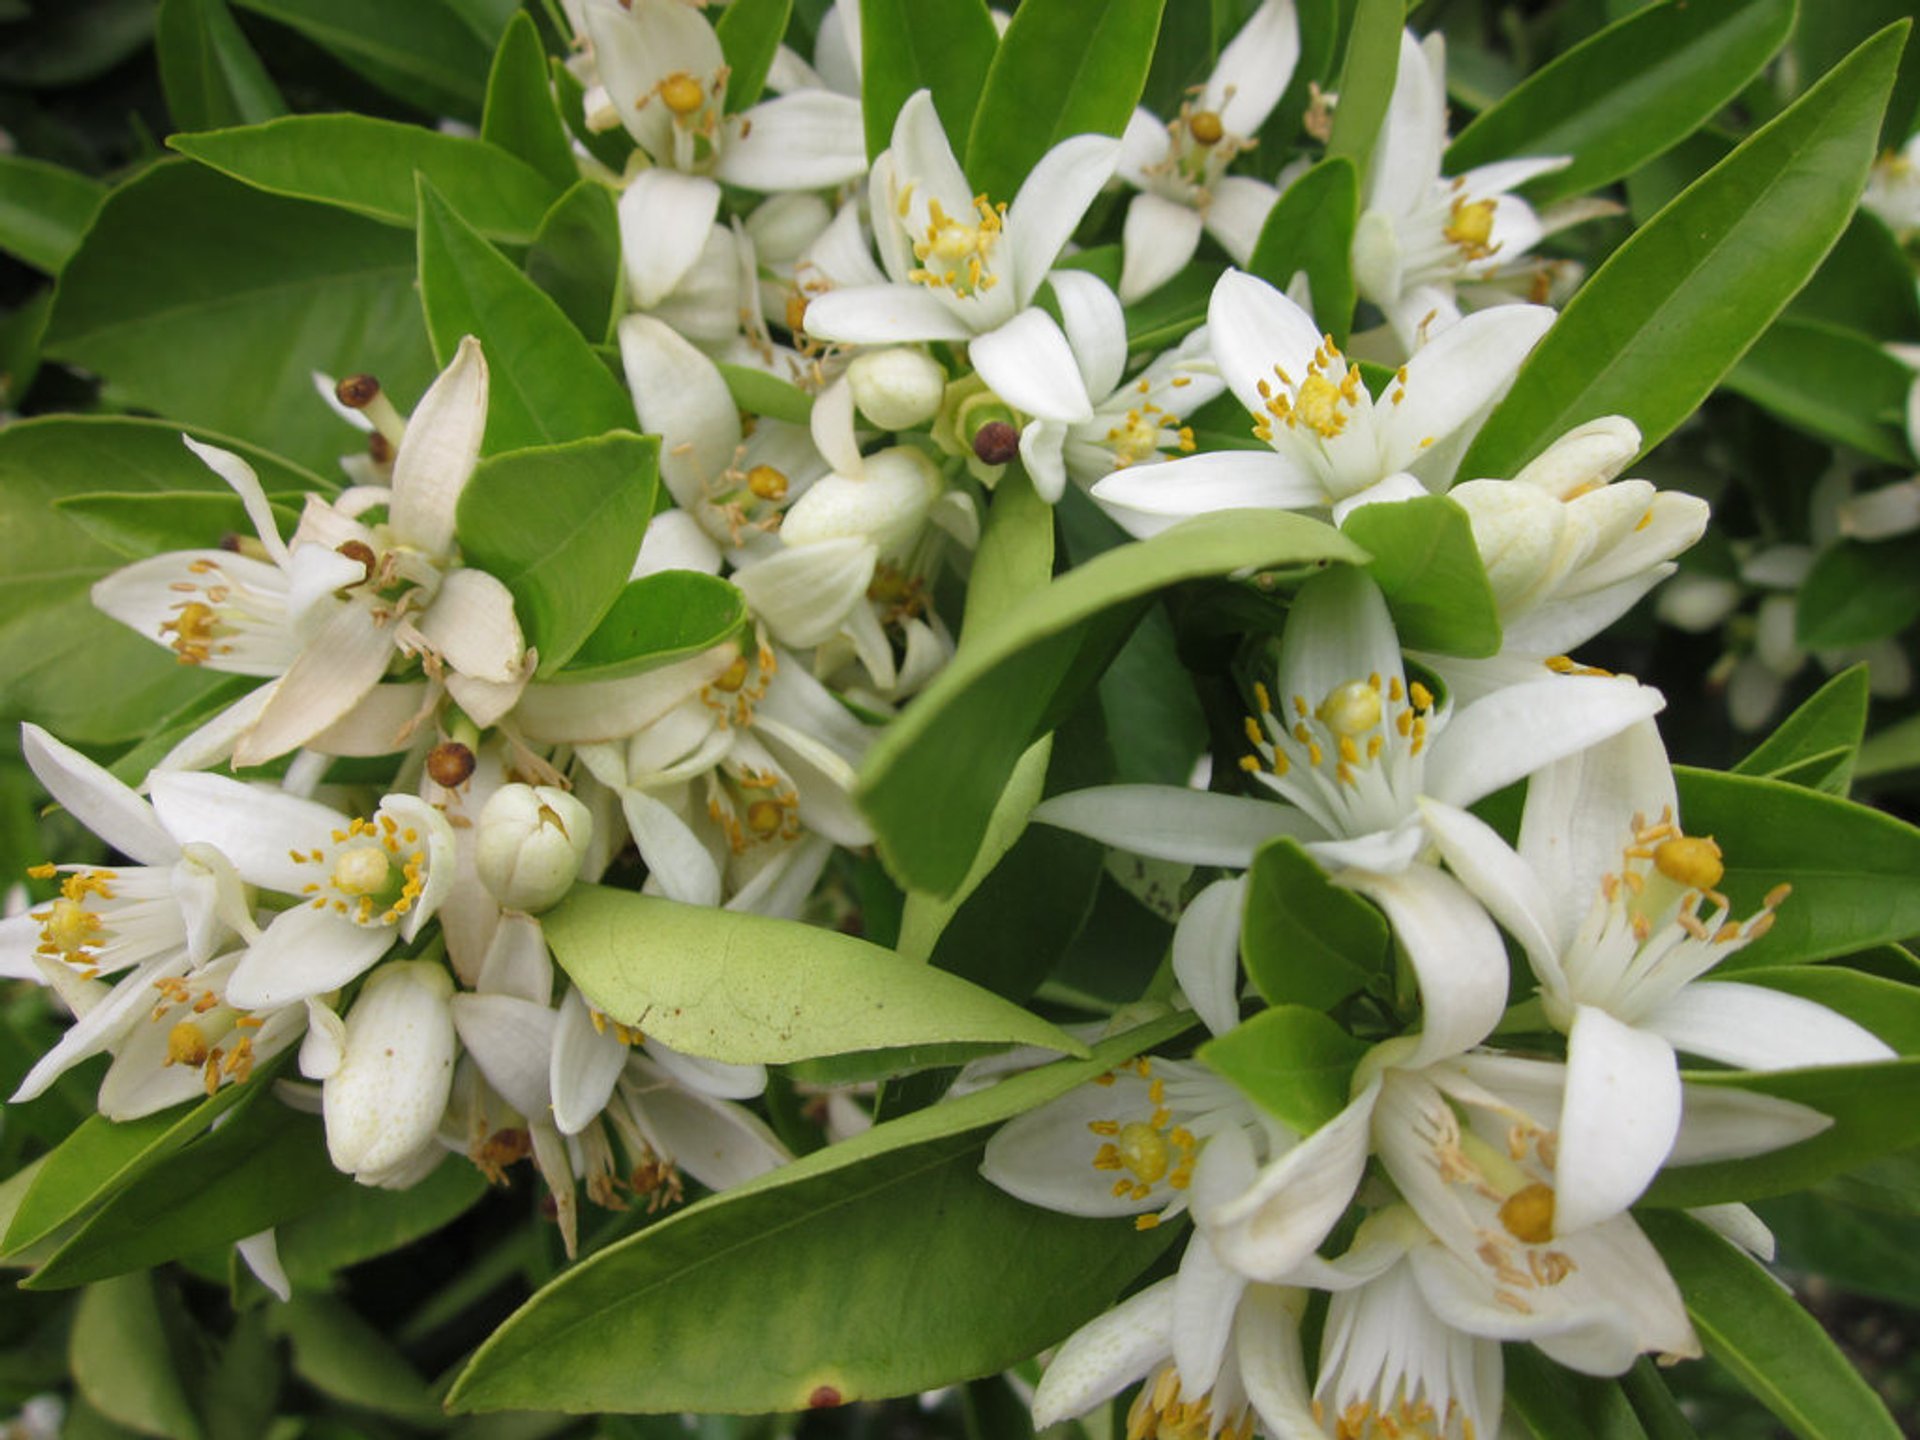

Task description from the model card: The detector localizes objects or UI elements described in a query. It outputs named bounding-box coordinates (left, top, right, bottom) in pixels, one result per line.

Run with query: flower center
left=705, top=763, right=801, bottom=853
left=906, top=193, right=1006, bottom=299
left=1251, top=335, right=1365, bottom=445
left=1498, top=1182, right=1556, bottom=1244
left=659, top=71, right=705, bottom=117
left=1186, top=109, right=1225, bottom=146
left=167, top=1019, right=210, bottom=1067
left=1105, top=399, right=1196, bottom=467
left=30, top=868, right=116, bottom=974
left=1603, top=808, right=1786, bottom=951
left=1086, top=1058, right=1197, bottom=1229
left=700, top=631, right=776, bottom=727
left=746, top=464, right=789, bottom=501
left=1653, top=834, right=1723, bottom=891
left=1240, top=674, right=1434, bottom=793
left=296, top=812, right=429, bottom=927
left=1444, top=197, right=1499, bottom=260
left=1130, top=1366, right=1253, bottom=1440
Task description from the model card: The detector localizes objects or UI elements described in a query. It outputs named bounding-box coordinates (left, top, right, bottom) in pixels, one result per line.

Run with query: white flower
left=1114, top=0, right=1301, bottom=301
left=474, top=784, right=593, bottom=913
left=1863, top=133, right=1920, bottom=239
left=1092, top=270, right=1552, bottom=534
left=846, top=346, right=947, bottom=429
left=316, top=960, right=457, bottom=1186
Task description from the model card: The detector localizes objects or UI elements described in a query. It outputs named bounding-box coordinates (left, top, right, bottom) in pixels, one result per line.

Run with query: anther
left=427, top=741, right=477, bottom=789
left=335, top=374, right=380, bottom=408
left=746, top=464, right=789, bottom=501
left=336, top=539, right=378, bottom=583
left=1653, top=835, right=1724, bottom=891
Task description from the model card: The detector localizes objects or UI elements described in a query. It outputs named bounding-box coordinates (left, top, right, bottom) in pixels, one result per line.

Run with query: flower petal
left=1006, top=132, right=1122, bottom=307
left=1030, top=1277, right=1175, bottom=1430
left=1119, top=191, right=1205, bottom=304
left=618, top=312, right=741, bottom=511
left=1643, top=981, right=1896, bottom=1071
left=148, top=771, right=344, bottom=893
left=22, top=724, right=177, bottom=867
left=389, top=335, right=487, bottom=557
left=234, top=601, right=395, bottom=767
left=1555, top=1005, right=1681, bottom=1235
left=620, top=169, right=724, bottom=308
left=717, top=90, right=867, bottom=190
left=972, top=309, right=1095, bottom=423
left=802, top=283, right=977, bottom=344
left=1207, top=269, right=1324, bottom=425
left=1204, top=176, right=1280, bottom=266
left=1050, top=269, right=1128, bottom=401
left=450, top=991, right=556, bottom=1118
left=1337, top=865, right=1506, bottom=1064
left=226, top=904, right=394, bottom=1010
left=1091, top=449, right=1326, bottom=532
left=1032, top=785, right=1321, bottom=866
left=1207, top=0, right=1301, bottom=135
left=1377, top=304, right=1555, bottom=480
left=1172, top=877, right=1246, bottom=1036
left=1424, top=675, right=1666, bottom=813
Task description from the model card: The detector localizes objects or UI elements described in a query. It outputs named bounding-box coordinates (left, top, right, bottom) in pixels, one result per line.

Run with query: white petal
left=634, top=508, right=725, bottom=578
left=236, top=1229, right=292, bottom=1301
left=620, top=786, right=723, bottom=907
left=716, top=91, right=867, bottom=190
left=618, top=312, right=741, bottom=512
left=1418, top=797, right=1562, bottom=990
left=184, top=436, right=289, bottom=567
left=474, top=911, right=553, bottom=1004
left=1091, top=448, right=1327, bottom=526
left=1119, top=192, right=1205, bottom=304
left=1670, top=1084, right=1831, bottom=1165
left=1555, top=1006, right=1680, bottom=1235
left=1644, top=982, right=1896, bottom=1071
left=732, top=538, right=877, bottom=648
left=802, top=283, right=977, bottom=344
left=234, top=602, right=395, bottom=766
left=1204, top=176, right=1281, bottom=267
left=1365, top=31, right=1445, bottom=216
left=148, top=771, right=344, bottom=893
left=21, top=724, right=177, bottom=867
left=325, top=961, right=456, bottom=1178
left=1172, top=877, right=1246, bottom=1036
left=513, top=646, right=738, bottom=743
left=1031, top=785, right=1321, bottom=866
left=1425, top=676, right=1666, bottom=812
left=1689, top=1202, right=1775, bottom=1262
left=1206, top=0, right=1301, bottom=135
left=1208, top=270, right=1324, bottom=424
left=299, top=997, right=346, bottom=1079
left=1019, top=419, right=1070, bottom=505
left=1031, top=1279, right=1175, bottom=1429
left=450, top=991, right=556, bottom=1117
left=226, top=905, right=395, bottom=1010
left=643, top=1038, right=766, bottom=1100
left=1378, top=305, right=1555, bottom=478
left=1049, top=269, right=1128, bottom=401
left=390, top=336, right=487, bottom=557
left=972, top=310, right=1094, bottom=423
left=620, top=170, right=723, bottom=308
left=808, top=374, right=864, bottom=481
left=416, top=568, right=526, bottom=683
left=1006, top=132, right=1122, bottom=307
left=1172, top=1235, right=1248, bottom=1396
left=1337, top=865, right=1505, bottom=1064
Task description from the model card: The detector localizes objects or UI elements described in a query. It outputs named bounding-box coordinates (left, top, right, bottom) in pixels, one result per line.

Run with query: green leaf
left=1856, top=711, right=1920, bottom=781
left=1504, top=1345, right=1653, bottom=1440
left=1758, top=1183, right=1920, bottom=1309
left=1124, top=259, right=1221, bottom=350
left=1722, top=318, right=1912, bottom=465
left=716, top=361, right=815, bottom=426
left=481, top=12, right=580, bottom=193
left=0, top=416, right=325, bottom=745
left=1459, top=22, right=1905, bottom=479
left=963, top=0, right=1166, bottom=201
left=155, top=0, right=286, bottom=133
left=232, top=0, right=492, bottom=121
left=858, top=0, right=998, bottom=161
left=52, top=491, right=258, bottom=561
left=70, top=1273, right=208, bottom=1440
left=859, top=509, right=1364, bottom=895
left=1445, top=0, right=1797, bottom=206
left=1246, top=156, right=1358, bottom=346
left=275, top=1158, right=487, bottom=1290
left=448, top=1012, right=1191, bottom=1414
left=1675, top=766, right=1920, bottom=968
left=1240, top=837, right=1392, bottom=1010
left=1788, top=211, right=1920, bottom=342
left=542, top=883, right=1090, bottom=1063
left=171, top=116, right=559, bottom=244
left=1795, top=537, right=1920, bottom=648
left=270, top=1295, right=445, bottom=1423
left=714, top=0, right=791, bottom=113
left=1340, top=495, right=1502, bottom=657
left=525, top=180, right=623, bottom=345
left=455, top=432, right=658, bottom=675
left=1323, top=0, right=1403, bottom=174
left=554, top=570, right=748, bottom=682
left=1641, top=1210, right=1903, bottom=1440
left=1199, top=1004, right=1369, bottom=1134
left=1645, top=1058, right=1920, bottom=1207
left=44, top=161, right=436, bottom=476
left=1732, top=665, right=1869, bottom=794
left=416, top=175, right=636, bottom=453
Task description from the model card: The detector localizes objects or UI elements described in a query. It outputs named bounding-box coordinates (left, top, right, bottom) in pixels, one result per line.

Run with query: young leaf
left=171, top=116, right=561, bottom=244
left=1795, top=536, right=1920, bottom=648
left=1445, top=0, right=1796, bottom=206
left=542, top=884, right=1091, bottom=1063
left=554, top=570, right=747, bottom=682
left=1641, top=1210, right=1903, bottom=1440
left=155, top=0, right=286, bottom=134
left=716, top=361, right=815, bottom=426
left=858, top=0, right=998, bottom=162
left=415, top=175, right=636, bottom=454
left=714, top=0, right=792, bottom=113
left=1722, top=318, right=1912, bottom=467
left=1199, top=1004, right=1370, bottom=1134
left=232, top=0, right=493, bottom=120
left=963, top=0, right=1165, bottom=200
left=1246, top=156, right=1358, bottom=345
left=1322, top=0, right=1402, bottom=174
left=455, top=432, right=658, bottom=675
left=526, top=180, right=624, bottom=345
left=1459, top=22, right=1906, bottom=478
left=481, top=10, right=579, bottom=192
left=53, top=491, right=296, bottom=561
left=858, top=509, right=1363, bottom=896
left=1240, top=837, right=1392, bottom=1011
left=1732, top=665, right=1869, bottom=794
left=1340, top=495, right=1502, bottom=657
left=448, top=1012, right=1191, bottom=1414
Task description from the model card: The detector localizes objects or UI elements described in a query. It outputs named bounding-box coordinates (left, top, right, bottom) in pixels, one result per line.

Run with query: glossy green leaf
left=1795, top=537, right=1920, bottom=648
left=1460, top=23, right=1904, bottom=479
left=155, top=0, right=285, bottom=133
left=1675, top=766, right=1920, bottom=968
left=1723, top=318, right=1911, bottom=466
left=172, top=115, right=559, bottom=244
left=70, top=1273, right=207, bottom=1440
left=1341, top=495, right=1501, bottom=657
left=1139, top=0, right=1217, bottom=118
left=1323, top=0, right=1402, bottom=173
left=1446, top=0, right=1796, bottom=206
left=858, top=0, right=998, bottom=161
left=1856, top=711, right=1920, bottom=781
left=1504, top=1345, right=1653, bottom=1440
left=0, top=417, right=323, bottom=745
left=716, top=361, right=815, bottom=426
left=1247, top=157, right=1358, bottom=346
left=1200, top=1004, right=1369, bottom=1134
left=1641, top=1211, right=1902, bottom=1440
left=1241, top=837, right=1392, bottom=1010
left=526, top=180, right=623, bottom=345
left=0, top=0, right=153, bottom=88
left=555, top=570, right=748, bottom=682
left=456, top=432, right=657, bottom=675
left=543, top=883, right=1089, bottom=1063
left=481, top=11, right=579, bottom=192
left=858, top=509, right=1363, bottom=896
left=1125, top=259, right=1220, bottom=350
left=1733, top=965, right=1920, bottom=1056
left=1788, top=211, right=1920, bottom=342
left=1732, top=665, right=1868, bottom=794
left=416, top=176, right=636, bottom=454
left=714, top=0, right=791, bottom=113
left=275, top=1159, right=487, bottom=1290
left=233, top=0, right=492, bottom=120
left=44, top=161, right=436, bottom=475
left=963, top=0, right=1165, bottom=200
left=1645, top=1058, right=1920, bottom=1207
left=448, top=1012, right=1191, bottom=1414
left=1759, top=1183, right=1920, bottom=1309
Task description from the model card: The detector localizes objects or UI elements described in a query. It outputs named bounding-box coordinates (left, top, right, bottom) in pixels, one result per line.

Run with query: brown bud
left=427, top=741, right=477, bottom=788
left=335, top=374, right=381, bottom=408
left=972, top=420, right=1019, bottom=466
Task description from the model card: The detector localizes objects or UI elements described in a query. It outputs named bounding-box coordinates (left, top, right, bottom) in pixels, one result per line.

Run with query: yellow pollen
left=160, top=600, right=220, bottom=664
left=1186, top=109, right=1225, bottom=146
left=712, top=655, right=751, bottom=693
left=167, top=1020, right=210, bottom=1067
left=746, top=464, right=789, bottom=501
left=1444, top=197, right=1498, bottom=258
left=1653, top=835, right=1724, bottom=891
left=1499, top=1182, right=1556, bottom=1244
left=41, top=896, right=101, bottom=960
left=659, top=71, right=705, bottom=117
left=1317, top=680, right=1383, bottom=737
left=1409, top=680, right=1434, bottom=711
left=1116, top=1121, right=1171, bottom=1184
left=745, top=799, right=786, bottom=837
left=1291, top=373, right=1349, bottom=438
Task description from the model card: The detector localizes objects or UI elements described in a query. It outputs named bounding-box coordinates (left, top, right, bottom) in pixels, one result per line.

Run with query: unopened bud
left=427, top=741, right=476, bottom=789
left=847, top=347, right=947, bottom=430
left=780, top=446, right=942, bottom=559
left=335, top=374, right=381, bottom=408
left=972, top=420, right=1019, bottom=466
left=475, top=784, right=593, bottom=913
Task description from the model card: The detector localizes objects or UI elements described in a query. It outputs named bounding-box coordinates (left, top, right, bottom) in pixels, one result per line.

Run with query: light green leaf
left=481, top=12, right=581, bottom=193
left=716, top=361, right=815, bottom=426
left=962, top=0, right=1165, bottom=200
left=714, top=0, right=791, bottom=113
left=859, top=509, right=1363, bottom=896
left=155, top=0, right=286, bottom=133
left=542, top=883, right=1090, bottom=1063
left=1323, top=0, right=1403, bottom=174
left=553, top=570, right=747, bottom=682
left=232, top=0, right=493, bottom=120
left=416, top=175, right=636, bottom=454
left=1723, top=318, right=1911, bottom=466
left=455, top=432, right=658, bottom=675
left=275, top=1159, right=487, bottom=1290
left=1445, top=0, right=1796, bottom=206
left=1856, top=711, right=1920, bottom=781
left=43, top=161, right=437, bottom=476
left=1240, top=837, right=1392, bottom=1011
left=1641, top=1210, right=1903, bottom=1440
left=526, top=180, right=623, bottom=345
left=1340, top=494, right=1501, bottom=657
left=1199, top=1004, right=1369, bottom=1134
left=1732, top=665, right=1868, bottom=794
left=71, top=1273, right=208, bottom=1440
left=858, top=0, right=999, bottom=161
left=270, top=1294, right=446, bottom=1423
left=1247, top=156, right=1358, bottom=346
left=447, top=1012, right=1191, bottom=1414
left=172, top=115, right=559, bottom=243
left=1795, top=537, right=1920, bottom=648
left=1459, top=23, right=1905, bottom=478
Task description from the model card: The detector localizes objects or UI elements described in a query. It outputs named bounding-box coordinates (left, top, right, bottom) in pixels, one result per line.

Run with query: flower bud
left=1510, top=416, right=1640, bottom=499
left=475, top=784, right=593, bottom=912
left=324, top=961, right=455, bottom=1183
left=779, top=446, right=941, bottom=559
left=847, top=347, right=947, bottom=430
